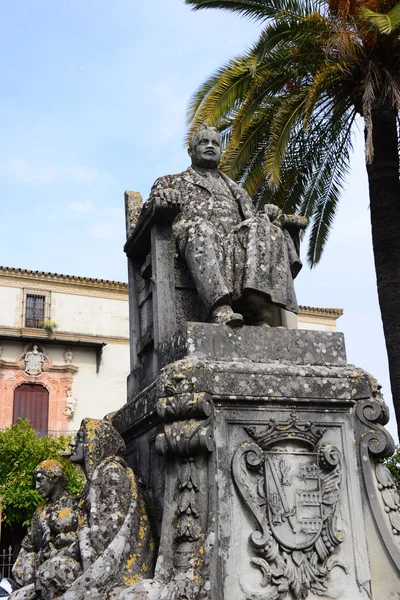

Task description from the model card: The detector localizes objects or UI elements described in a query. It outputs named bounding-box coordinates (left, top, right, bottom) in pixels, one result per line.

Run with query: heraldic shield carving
left=232, top=414, right=346, bottom=599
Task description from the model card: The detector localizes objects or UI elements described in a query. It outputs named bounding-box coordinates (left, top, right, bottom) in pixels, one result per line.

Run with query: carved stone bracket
left=232, top=414, right=345, bottom=600
left=156, top=384, right=214, bottom=600
left=355, top=395, right=400, bottom=569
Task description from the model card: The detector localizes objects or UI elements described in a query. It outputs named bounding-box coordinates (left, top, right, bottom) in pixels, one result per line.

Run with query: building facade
left=0, top=267, right=129, bottom=434
left=0, top=266, right=342, bottom=435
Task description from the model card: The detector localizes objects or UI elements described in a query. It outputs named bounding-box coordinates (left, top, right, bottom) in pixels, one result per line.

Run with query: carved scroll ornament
left=156, top=382, right=214, bottom=600
left=356, top=394, right=400, bottom=570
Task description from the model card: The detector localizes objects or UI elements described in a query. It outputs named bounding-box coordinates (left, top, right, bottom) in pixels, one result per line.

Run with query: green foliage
left=185, top=0, right=400, bottom=265
left=0, top=420, right=84, bottom=528
left=39, top=318, right=59, bottom=333
left=385, top=446, right=400, bottom=491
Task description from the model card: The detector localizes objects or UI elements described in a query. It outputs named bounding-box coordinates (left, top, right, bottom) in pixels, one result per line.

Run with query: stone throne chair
left=113, top=191, right=400, bottom=600
left=123, top=191, right=208, bottom=398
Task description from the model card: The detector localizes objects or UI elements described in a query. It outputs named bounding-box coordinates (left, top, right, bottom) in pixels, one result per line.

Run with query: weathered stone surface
left=11, top=419, right=156, bottom=600
left=11, top=460, right=82, bottom=600
left=161, top=321, right=347, bottom=366
left=125, top=191, right=143, bottom=238
left=58, top=418, right=155, bottom=599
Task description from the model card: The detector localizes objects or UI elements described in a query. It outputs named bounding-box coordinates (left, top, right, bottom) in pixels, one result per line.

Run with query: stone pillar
left=114, top=324, right=400, bottom=599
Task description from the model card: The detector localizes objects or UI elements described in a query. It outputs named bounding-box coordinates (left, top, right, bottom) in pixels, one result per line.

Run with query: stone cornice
left=0, top=326, right=129, bottom=345
left=298, top=306, right=343, bottom=318
left=0, top=266, right=128, bottom=300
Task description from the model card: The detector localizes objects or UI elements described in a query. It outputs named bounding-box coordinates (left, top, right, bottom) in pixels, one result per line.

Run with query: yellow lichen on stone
left=37, top=459, right=61, bottom=471
left=125, top=554, right=137, bottom=570
left=124, top=573, right=140, bottom=585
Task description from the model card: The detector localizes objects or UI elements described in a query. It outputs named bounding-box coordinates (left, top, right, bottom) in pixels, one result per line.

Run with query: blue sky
left=1, top=1, right=396, bottom=439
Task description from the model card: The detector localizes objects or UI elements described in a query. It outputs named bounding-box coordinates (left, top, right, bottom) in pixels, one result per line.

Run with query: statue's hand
left=153, top=188, right=182, bottom=208
left=264, top=204, right=282, bottom=222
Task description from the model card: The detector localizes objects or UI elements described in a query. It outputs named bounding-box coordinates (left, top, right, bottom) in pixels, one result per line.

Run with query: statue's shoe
left=211, top=305, right=244, bottom=328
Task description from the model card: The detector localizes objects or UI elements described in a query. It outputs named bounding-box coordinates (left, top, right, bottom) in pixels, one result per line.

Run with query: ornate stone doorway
left=13, top=383, right=49, bottom=433
left=0, top=346, right=78, bottom=433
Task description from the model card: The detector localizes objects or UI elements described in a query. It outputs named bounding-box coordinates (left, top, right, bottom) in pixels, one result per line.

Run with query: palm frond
left=362, top=64, right=377, bottom=162
left=304, top=110, right=355, bottom=264
left=186, top=54, right=256, bottom=141
left=252, top=12, right=330, bottom=64
left=184, top=0, right=321, bottom=22
left=220, top=106, right=273, bottom=179
left=304, top=64, right=344, bottom=128
left=359, top=3, right=400, bottom=34
left=264, top=91, right=309, bottom=186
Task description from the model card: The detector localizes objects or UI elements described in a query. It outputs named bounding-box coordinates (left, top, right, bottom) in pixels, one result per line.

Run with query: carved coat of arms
left=23, top=345, right=47, bottom=375
left=232, top=414, right=345, bottom=599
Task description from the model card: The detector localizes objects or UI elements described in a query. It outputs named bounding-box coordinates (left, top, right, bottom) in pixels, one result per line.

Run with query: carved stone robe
left=150, top=166, right=302, bottom=314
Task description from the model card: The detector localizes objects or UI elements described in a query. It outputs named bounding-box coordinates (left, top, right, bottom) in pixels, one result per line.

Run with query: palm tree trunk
left=366, top=104, right=400, bottom=440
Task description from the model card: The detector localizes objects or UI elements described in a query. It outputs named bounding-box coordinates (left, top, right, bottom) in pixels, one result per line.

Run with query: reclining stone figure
left=148, top=124, right=307, bottom=327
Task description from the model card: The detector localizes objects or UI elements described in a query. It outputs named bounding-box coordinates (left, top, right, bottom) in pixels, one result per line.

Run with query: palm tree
left=185, top=0, right=400, bottom=437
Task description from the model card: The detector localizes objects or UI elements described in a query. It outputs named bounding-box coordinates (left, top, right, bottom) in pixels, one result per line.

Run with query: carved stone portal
left=232, top=414, right=345, bottom=599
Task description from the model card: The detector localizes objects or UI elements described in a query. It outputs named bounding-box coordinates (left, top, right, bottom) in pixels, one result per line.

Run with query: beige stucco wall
left=52, top=293, right=128, bottom=338
left=0, top=287, right=20, bottom=328
left=66, top=343, right=130, bottom=431
left=298, top=318, right=337, bottom=332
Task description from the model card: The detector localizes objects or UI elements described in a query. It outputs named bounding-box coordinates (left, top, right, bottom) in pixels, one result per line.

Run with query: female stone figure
left=60, top=418, right=155, bottom=599
left=10, top=460, right=82, bottom=600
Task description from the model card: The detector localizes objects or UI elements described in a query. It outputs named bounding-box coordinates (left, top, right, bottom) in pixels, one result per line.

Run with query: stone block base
left=114, top=324, right=400, bottom=599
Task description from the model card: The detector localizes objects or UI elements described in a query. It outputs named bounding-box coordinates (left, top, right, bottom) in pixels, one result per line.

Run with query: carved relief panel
left=232, top=415, right=344, bottom=600
left=215, top=406, right=373, bottom=600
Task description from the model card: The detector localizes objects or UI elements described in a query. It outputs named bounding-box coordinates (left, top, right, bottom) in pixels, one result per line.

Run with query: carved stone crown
left=245, top=413, right=326, bottom=450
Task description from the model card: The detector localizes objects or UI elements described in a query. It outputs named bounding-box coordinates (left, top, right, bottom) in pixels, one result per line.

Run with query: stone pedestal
left=113, top=324, right=400, bottom=599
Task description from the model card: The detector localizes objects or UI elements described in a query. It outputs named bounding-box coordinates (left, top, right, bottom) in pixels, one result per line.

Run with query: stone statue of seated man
left=148, top=124, right=307, bottom=327
left=10, top=460, right=82, bottom=600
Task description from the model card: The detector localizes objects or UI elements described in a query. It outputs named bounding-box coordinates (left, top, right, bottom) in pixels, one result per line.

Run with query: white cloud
left=0, top=159, right=116, bottom=185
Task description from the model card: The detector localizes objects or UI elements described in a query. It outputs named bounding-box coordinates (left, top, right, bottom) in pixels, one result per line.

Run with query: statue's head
left=70, top=417, right=125, bottom=479
left=34, top=459, right=66, bottom=500
left=188, top=124, right=222, bottom=169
